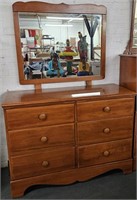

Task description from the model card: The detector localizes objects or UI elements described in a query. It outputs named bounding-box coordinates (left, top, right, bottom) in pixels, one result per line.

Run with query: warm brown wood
left=119, top=55, right=137, bottom=171
left=6, top=103, right=74, bottom=130
left=78, top=139, right=132, bottom=167
left=1, top=84, right=135, bottom=108
left=10, top=159, right=132, bottom=198
left=8, top=124, right=74, bottom=155
left=34, top=84, right=42, bottom=92
left=10, top=146, right=75, bottom=180
left=12, top=1, right=107, bottom=85
left=1, top=84, right=136, bottom=198
left=13, top=2, right=107, bottom=14
left=120, top=55, right=137, bottom=91
left=78, top=117, right=133, bottom=145
left=77, top=98, right=134, bottom=122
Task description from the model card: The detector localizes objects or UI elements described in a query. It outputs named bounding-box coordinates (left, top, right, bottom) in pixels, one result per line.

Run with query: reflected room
left=19, top=13, right=102, bottom=79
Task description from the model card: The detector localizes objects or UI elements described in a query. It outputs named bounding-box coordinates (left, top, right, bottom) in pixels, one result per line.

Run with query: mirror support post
left=86, top=80, right=92, bottom=87
left=34, top=84, right=42, bottom=93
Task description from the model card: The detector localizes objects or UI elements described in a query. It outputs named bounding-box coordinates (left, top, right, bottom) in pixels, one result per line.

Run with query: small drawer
left=6, top=103, right=74, bottom=130
left=77, top=98, right=134, bottom=122
left=10, top=146, right=75, bottom=180
left=78, top=138, right=132, bottom=168
left=78, top=117, right=133, bottom=145
left=8, top=124, right=75, bottom=155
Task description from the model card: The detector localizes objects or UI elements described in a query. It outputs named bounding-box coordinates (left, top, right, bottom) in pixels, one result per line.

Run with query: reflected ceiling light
left=46, top=16, right=83, bottom=20
left=45, top=24, right=73, bottom=27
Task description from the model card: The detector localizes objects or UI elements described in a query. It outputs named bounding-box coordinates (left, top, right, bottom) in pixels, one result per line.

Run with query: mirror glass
left=19, top=12, right=102, bottom=80
left=13, top=2, right=106, bottom=84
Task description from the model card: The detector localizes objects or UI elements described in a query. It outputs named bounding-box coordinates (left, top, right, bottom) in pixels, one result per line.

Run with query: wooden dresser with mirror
left=1, top=1, right=136, bottom=198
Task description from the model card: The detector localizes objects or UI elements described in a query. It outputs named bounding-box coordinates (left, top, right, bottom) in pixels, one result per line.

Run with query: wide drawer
left=10, top=146, right=75, bottom=180
left=9, top=124, right=75, bottom=155
left=6, top=103, right=74, bottom=130
left=77, top=98, right=134, bottom=122
left=78, top=138, right=132, bottom=168
left=78, top=117, right=133, bottom=145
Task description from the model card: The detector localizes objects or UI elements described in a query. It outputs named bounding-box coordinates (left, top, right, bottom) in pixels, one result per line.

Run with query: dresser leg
left=11, top=182, right=27, bottom=198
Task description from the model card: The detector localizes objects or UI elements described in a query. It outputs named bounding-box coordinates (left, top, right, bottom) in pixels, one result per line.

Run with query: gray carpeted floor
left=1, top=167, right=136, bottom=199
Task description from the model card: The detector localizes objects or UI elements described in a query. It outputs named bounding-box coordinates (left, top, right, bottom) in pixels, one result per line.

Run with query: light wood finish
left=78, top=117, right=133, bottom=145
left=6, top=103, right=74, bottom=130
left=120, top=55, right=136, bottom=91
left=9, top=124, right=75, bottom=155
left=12, top=2, right=107, bottom=87
left=77, top=98, right=134, bottom=121
left=1, top=84, right=136, bottom=198
left=10, top=146, right=75, bottom=180
left=78, top=139, right=132, bottom=167
left=119, top=55, right=137, bottom=171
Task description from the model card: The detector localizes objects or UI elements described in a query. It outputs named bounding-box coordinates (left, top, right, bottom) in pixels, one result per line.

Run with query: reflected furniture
left=2, top=84, right=136, bottom=198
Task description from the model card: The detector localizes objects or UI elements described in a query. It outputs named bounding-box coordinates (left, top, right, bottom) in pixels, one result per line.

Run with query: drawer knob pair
left=103, top=128, right=110, bottom=134
left=103, top=150, right=110, bottom=157
left=42, top=161, right=49, bottom=167
left=38, top=113, right=47, bottom=120
left=41, top=136, right=48, bottom=143
left=103, top=106, right=111, bottom=112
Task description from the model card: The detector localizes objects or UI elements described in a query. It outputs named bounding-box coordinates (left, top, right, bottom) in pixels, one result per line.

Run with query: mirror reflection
left=19, top=12, right=102, bottom=80
left=133, top=0, right=137, bottom=48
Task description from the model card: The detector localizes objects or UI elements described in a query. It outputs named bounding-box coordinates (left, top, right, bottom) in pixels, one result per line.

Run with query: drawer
left=9, top=124, right=75, bottom=155
left=78, top=117, right=133, bottom=145
left=77, top=98, right=134, bottom=122
left=78, top=138, right=132, bottom=168
left=8, top=124, right=75, bottom=155
left=6, top=103, right=74, bottom=130
left=10, top=146, right=75, bottom=180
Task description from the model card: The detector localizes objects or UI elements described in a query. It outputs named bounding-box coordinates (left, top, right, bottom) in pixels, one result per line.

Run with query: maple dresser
left=2, top=84, right=136, bottom=198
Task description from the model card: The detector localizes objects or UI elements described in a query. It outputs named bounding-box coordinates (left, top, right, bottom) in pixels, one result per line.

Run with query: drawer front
left=77, top=98, right=134, bottom=122
left=78, top=139, right=132, bottom=168
left=78, top=117, right=133, bottom=145
left=10, top=146, right=75, bottom=180
left=6, top=103, right=74, bottom=130
left=9, top=124, right=75, bottom=154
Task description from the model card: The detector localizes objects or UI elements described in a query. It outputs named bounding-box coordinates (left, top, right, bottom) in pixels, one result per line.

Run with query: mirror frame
left=124, top=0, right=137, bottom=54
left=13, top=1, right=107, bottom=86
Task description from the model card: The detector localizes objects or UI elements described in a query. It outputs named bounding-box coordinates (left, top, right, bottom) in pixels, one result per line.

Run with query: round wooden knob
left=41, top=136, right=48, bottom=143
left=42, top=161, right=49, bottom=167
left=103, top=106, right=111, bottom=112
left=103, top=128, right=110, bottom=134
left=38, top=113, right=47, bottom=120
left=103, top=150, right=110, bottom=157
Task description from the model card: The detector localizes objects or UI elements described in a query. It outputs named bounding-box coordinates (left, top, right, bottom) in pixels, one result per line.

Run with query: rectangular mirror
left=13, top=2, right=107, bottom=85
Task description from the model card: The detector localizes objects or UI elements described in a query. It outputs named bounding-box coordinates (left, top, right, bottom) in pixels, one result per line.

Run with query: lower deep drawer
left=78, top=139, right=132, bottom=168
left=10, top=146, right=75, bottom=180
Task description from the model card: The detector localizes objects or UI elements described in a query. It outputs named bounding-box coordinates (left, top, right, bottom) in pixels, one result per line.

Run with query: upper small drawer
left=77, top=98, right=134, bottom=122
left=6, top=103, right=74, bottom=130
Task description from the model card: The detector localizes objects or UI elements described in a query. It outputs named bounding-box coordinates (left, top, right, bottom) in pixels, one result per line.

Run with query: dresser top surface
left=1, top=84, right=136, bottom=108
